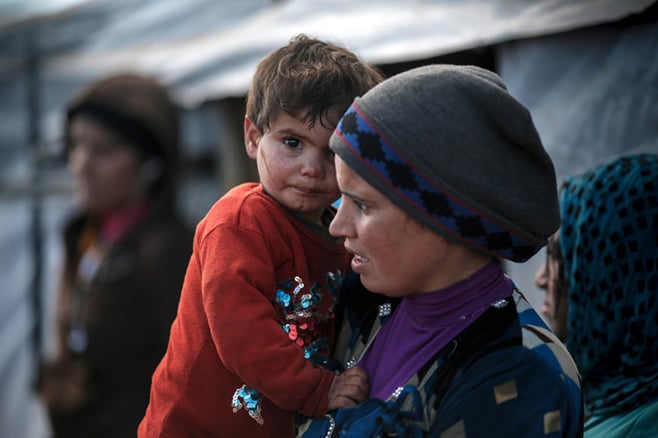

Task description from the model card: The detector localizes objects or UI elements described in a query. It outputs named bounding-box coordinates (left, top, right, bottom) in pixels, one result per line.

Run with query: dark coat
left=40, top=207, right=192, bottom=438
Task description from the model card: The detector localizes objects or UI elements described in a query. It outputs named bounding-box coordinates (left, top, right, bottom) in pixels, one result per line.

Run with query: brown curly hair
left=246, top=34, right=383, bottom=133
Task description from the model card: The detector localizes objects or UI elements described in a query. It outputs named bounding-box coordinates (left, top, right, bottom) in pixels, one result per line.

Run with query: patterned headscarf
left=561, top=153, right=658, bottom=417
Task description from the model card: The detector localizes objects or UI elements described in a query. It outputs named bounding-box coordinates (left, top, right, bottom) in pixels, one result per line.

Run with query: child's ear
left=244, top=116, right=259, bottom=159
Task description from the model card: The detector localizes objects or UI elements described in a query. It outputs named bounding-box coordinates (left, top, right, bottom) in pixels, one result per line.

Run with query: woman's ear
left=244, top=116, right=259, bottom=159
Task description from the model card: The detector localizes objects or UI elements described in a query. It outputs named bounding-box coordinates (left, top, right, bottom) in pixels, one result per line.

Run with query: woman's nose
left=69, top=144, right=91, bottom=175
left=534, top=260, right=548, bottom=290
left=329, top=200, right=349, bottom=238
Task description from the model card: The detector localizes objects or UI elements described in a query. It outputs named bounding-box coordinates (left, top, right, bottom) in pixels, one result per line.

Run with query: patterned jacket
left=40, top=205, right=192, bottom=438
left=299, top=280, right=583, bottom=437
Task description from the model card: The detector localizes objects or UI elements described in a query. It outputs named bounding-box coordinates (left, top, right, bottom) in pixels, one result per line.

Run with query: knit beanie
left=66, top=73, right=180, bottom=174
left=330, top=64, right=559, bottom=262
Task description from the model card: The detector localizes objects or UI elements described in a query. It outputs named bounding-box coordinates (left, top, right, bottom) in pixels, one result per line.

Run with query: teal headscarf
left=561, top=154, right=658, bottom=417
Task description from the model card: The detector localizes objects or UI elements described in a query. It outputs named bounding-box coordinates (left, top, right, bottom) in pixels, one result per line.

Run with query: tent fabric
left=0, top=2, right=656, bottom=438
left=495, top=14, right=658, bottom=317
left=3, top=0, right=653, bottom=107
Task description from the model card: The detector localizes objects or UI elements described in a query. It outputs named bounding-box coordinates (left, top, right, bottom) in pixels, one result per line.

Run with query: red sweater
left=139, top=183, right=350, bottom=437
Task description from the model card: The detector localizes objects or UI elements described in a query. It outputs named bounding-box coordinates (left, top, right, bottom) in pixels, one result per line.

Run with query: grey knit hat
left=330, top=64, right=559, bottom=262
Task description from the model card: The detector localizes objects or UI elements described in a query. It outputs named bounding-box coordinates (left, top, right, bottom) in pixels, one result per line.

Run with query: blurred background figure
left=536, top=153, right=658, bottom=437
left=534, top=227, right=569, bottom=341
left=38, top=74, right=193, bottom=438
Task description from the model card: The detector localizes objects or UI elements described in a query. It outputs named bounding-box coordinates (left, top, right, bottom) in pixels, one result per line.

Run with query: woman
left=537, top=154, right=658, bottom=437
left=299, top=65, right=583, bottom=437
left=39, top=74, right=192, bottom=438
left=534, top=230, right=569, bottom=341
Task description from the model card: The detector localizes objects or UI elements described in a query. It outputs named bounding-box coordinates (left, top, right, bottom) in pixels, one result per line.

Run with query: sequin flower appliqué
left=231, top=271, right=343, bottom=425
left=276, top=274, right=340, bottom=363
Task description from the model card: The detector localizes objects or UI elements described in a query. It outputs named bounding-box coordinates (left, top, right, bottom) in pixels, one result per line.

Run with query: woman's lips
left=347, top=248, right=369, bottom=271
left=352, top=254, right=369, bottom=264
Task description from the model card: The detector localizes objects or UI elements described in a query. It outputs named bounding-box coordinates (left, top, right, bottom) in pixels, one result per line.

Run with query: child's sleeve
left=198, top=222, right=334, bottom=418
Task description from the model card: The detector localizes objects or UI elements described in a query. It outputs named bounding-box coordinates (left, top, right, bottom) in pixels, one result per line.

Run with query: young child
left=138, top=35, right=383, bottom=437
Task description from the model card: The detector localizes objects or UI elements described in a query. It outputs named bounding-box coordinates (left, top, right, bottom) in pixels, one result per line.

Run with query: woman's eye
left=71, top=141, right=115, bottom=157
left=355, top=200, right=368, bottom=212
left=283, top=137, right=301, bottom=148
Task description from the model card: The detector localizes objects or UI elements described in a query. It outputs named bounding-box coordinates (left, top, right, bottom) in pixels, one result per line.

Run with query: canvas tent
left=1, top=1, right=656, bottom=436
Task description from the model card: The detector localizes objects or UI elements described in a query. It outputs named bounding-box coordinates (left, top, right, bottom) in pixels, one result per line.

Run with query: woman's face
left=68, top=115, right=146, bottom=215
left=329, top=157, right=449, bottom=297
left=534, top=232, right=569, bottom=340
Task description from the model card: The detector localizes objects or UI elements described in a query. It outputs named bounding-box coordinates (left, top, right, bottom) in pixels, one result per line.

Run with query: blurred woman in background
left=39, top=74, right=192, bottom=438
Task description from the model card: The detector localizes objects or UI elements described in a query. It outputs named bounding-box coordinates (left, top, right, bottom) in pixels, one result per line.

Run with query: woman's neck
left=419, top=244, right=495, bottom=293
left=405, top=258, right=512, bottom=327
left=97, top=199, right=150, bottom=245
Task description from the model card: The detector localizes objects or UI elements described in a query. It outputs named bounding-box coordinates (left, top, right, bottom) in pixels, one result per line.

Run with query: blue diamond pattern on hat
left=335, top=104, right=539, bottom=261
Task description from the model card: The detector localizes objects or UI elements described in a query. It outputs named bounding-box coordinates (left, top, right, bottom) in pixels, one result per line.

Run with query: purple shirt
left=359, top=259, right=513, bottom=399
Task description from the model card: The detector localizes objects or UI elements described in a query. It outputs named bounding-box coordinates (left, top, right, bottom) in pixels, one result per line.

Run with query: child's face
left=245, top=110, right=339, bottom=225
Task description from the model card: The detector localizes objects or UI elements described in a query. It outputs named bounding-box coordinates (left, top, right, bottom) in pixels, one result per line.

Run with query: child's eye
left=283, top=137, right=301, bottom=148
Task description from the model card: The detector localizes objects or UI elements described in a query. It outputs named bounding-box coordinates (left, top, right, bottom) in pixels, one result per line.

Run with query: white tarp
left=0, top=2, right=656, bottom=437
left=9, top=0, right=652, bottom=106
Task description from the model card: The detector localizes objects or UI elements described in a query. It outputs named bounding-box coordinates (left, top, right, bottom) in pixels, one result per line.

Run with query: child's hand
left=327, top=366, right=369, bottom=411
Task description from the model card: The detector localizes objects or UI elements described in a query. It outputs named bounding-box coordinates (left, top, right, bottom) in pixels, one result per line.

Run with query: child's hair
left=246, top=34, right=383, bottom=133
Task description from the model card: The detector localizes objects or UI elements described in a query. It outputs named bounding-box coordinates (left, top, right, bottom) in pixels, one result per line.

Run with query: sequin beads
left=231, top=384, right=264, bottom=425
